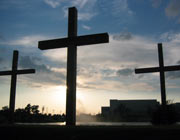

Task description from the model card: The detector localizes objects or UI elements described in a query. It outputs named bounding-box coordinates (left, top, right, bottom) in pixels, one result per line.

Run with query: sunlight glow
left=52, top=86, right=66, bottom=104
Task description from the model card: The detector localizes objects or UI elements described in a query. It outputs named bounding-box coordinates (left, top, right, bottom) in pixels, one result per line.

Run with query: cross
left=0, top=50, right=35, bottom=123
left=38, top=7, right=109, bottom=126
left=135, top=43, right=180, bottom=107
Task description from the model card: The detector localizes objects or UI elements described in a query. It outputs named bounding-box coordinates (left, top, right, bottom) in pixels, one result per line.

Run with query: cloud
left=7, top=32, right=164, bottom=93
left=166, top=60, right=180, bottom=79
left=19, top=55, right=66, bottom=86
left=44, top=0, right=95, bottom=10
left=165, top=0, right=180, bottom=22
left=71, top=0, right=96, bottom=9
left=112, top=0, right=134, bottom=16
left=43, top=33, right=160, bottom=92
left=160, top=31, right=176, bottom=42
left=44, top=0, right=97, bottom=20
left=126, top=82, right=155, bottom=92
left=44, top=0, right=62, bottom=8
left=112, top=32, right=133, bottom=41
left=166, top=71, right=180, bottom=79
left=19, top=56, right=47, bottom=72
left=77, top=76, right=155, bottom=93
left=71, top=0, right=89, bottom=9
left=62, top=0, right=97, bottom=21
left=97, top=0, right=134, bottom=24
left=78, top=12, right=97, bottom=21
left=4, top=31, right=180, bottom=93
left=82, top=25, right=91, bottom=30
left=159, top=32, right=180, bottom=64
left=117, top=68, right=134, bottom=77
left=0, top=35, right=52, bottom=47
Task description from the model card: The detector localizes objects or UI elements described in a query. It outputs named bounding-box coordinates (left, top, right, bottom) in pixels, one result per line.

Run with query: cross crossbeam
left=0, top=69, right=35, bottom=75
left=39, top=33, right=109, bottom=50
left=135, top=65, right=180, bottom=74
left=135, top=43, right=180, bottom=107
left=0, top=50, right=35, bottom=123
left=38, top=7, right=109, bottom=126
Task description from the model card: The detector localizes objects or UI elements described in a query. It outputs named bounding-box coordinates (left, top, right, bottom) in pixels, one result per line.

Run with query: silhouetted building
left=101, top=107, right=110, bottom=116
left=101, top=99, right=160, bottom=121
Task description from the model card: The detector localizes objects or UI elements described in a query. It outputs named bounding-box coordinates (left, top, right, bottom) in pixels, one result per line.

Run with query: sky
left=1, top=0, right=180, bottom=115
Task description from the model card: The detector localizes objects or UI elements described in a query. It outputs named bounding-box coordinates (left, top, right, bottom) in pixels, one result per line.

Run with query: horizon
left=1, top=0, right=180, bottom=115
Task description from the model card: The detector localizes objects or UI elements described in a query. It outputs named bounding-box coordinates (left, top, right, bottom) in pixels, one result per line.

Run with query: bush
left=151, top=105, right=178, bottom=125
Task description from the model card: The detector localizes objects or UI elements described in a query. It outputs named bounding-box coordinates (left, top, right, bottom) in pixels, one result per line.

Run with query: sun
left=52, top=86, right=67, bottom=103
left=48, top=85, right=86, bottom=114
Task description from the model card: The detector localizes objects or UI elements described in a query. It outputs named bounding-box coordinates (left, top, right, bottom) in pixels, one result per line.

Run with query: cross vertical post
left=9, top=51, right=18, bottom=122
left=158, top=43, right=166, bottom=107
left=66, top=7, right=77, bottom=126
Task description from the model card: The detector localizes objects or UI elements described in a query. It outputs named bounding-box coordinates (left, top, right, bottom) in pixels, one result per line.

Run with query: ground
left=0, top=124, right=180, bottom=140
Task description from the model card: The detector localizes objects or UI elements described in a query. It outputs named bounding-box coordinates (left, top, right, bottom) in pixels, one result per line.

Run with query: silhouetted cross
left=38, top=7, right=109, bottom=126
left=135, top=43, right=180, bottom=107
left=0, top=50, right=35, bottom=123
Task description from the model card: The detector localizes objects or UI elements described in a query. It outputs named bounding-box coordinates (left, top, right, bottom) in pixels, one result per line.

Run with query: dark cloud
left=101, top=69, right=114, bottom=76
left=0, top=48, right=11, bottom=70
left=166, top=60, right=180, bottom=79
left=137, top=74, right=144, bottom=79
left=112, top=32, right=133, bottom=41
left=165, top=0, right=180, bottom=18
left=19, top=55, right=65, bottom=86
left=117, top=68, right=134, bottom=77
left=166, top=71, right=180, bottom=79
left=19, top=56, right=49, bottom=73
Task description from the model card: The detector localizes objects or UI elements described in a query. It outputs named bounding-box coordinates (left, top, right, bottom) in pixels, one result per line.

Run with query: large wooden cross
left=0, top=50, right=35, bottom=123
left=135, top=43, right=180, bottom=107
left=38, top=7, right=109, bottom=125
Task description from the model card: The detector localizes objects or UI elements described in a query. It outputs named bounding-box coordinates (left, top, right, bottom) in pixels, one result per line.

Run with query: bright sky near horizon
left=1, top=0, right=180, bottom=114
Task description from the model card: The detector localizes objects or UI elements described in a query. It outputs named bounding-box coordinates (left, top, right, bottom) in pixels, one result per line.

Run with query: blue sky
left=1, top=0, right=180, bottom=114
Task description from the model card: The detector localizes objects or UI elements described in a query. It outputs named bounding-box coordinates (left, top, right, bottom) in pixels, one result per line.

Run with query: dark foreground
left=0, top=124, right=180, bottom=140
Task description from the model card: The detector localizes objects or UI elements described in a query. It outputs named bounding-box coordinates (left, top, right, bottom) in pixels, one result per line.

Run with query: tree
left=2, top=106, right=8, bottom=111
left=25, top=104, right=31, bottom=114
left=31, top=105, right=39, bottom=115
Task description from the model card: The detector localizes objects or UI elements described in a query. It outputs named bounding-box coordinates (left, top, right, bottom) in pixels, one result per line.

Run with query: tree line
left=0, top=104, right=65, bottom=124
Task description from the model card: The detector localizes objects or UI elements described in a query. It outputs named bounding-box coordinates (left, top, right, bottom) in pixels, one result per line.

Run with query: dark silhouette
left=100, top=101, right=180, bottom=123
left=101, top=99, right=160, bottom=122
left=0, top=104, right=65, bottom=123
left=38, top=7, right=109, bottom=126
left=151, top=104, right=178, bottom=125
left=0, top=50, right=35, bottom=123
left=135, top=43, right=180, bottom=124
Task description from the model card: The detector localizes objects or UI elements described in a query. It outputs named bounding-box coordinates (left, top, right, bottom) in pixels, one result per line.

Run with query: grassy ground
left=0, top=124, right=180, bottom=140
